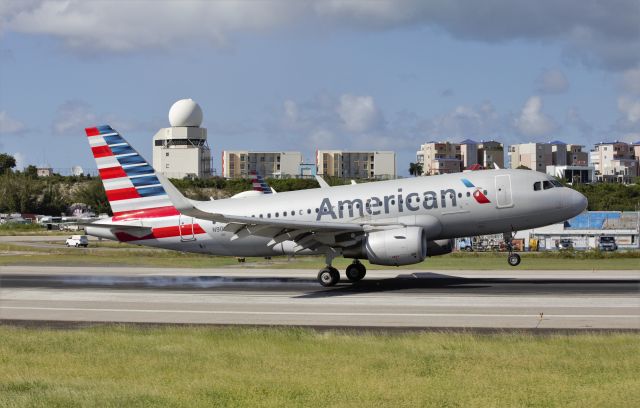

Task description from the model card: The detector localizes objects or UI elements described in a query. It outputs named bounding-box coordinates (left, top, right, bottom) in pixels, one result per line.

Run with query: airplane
left=83, top=125, right=588, bottom=287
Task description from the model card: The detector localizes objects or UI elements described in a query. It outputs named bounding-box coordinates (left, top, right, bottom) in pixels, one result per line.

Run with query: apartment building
left=316, top=150, right=396, bottom=179
left=416, top=142, right=462, bottom=175
left=590, top=141, right=639, bottom=183
left=222, top=151, right=302, bottom=179
left=508, top=142, right=553, bottom=172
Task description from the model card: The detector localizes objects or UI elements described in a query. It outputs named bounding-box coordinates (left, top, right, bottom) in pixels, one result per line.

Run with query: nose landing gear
left=317, top=249, right=341, bottom=287
left=503, top=232, right=521, bottom=266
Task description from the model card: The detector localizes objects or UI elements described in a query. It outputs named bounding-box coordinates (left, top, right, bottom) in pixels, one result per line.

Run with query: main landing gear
left=345, top=260, right=366, bottom=282
left=316, top=251, right=367, bottom=287
left=503, top=232, right=521, bottom=267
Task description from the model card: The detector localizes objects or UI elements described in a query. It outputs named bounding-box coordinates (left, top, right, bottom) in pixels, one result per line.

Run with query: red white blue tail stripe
left=85, top=125, right=180, bottom=221
left=250, top=171, right=273, bottom=194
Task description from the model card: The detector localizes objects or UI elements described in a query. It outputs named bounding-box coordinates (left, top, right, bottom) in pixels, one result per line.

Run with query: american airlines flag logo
left=461, top=178, right=491, bottom=204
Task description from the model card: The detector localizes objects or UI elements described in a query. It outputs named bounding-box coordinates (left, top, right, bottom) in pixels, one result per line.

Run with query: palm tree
left=409, top=162, right=423, bottom=177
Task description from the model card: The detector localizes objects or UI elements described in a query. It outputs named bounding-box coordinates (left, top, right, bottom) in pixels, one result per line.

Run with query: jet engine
left=363, top=226, right=427, bottom=266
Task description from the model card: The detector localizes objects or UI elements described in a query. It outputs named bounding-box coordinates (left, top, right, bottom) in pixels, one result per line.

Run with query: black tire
left=465, top=246, right=473, bottom=252
left=508, top=253, right=521, bottom=266
left=317, top=267, right=340, bottom=287
left=345, top=263, right=366, bottom=282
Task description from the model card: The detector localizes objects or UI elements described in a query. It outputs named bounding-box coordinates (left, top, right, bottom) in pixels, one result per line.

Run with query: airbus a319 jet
left=83, top=125, right=587, bottom=286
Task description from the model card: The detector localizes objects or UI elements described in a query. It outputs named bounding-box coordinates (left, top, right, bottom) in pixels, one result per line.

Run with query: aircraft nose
left=565, top=189, right=588, bottom=215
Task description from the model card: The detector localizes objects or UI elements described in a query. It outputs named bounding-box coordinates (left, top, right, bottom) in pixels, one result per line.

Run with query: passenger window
left=543, top=181, right=553, bottom=190
left=533, top=182, right=541, bottom=191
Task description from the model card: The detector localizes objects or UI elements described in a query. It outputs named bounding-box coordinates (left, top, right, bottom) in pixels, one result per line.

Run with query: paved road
left=1, top=266, right=638, bottom=329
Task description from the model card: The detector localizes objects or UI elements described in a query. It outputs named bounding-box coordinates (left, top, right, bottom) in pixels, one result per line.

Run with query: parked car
left=66, top=235, right=89, bottom=248
left=598, top=236, right=618, bottom=251
left=558, top=239, right=573, bottom=250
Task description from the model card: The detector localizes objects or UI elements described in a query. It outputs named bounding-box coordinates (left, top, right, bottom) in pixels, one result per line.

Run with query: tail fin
left=249, top=171, right=274, bottom=194
left=85, top=125, right=180, bottom=221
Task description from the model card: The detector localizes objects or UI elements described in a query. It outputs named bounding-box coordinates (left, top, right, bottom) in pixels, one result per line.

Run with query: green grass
left=0, top=326, right=637, bottom=407
left=0, top=241, right=639, bottom=269
left=0, top=223, right=69, bottom=236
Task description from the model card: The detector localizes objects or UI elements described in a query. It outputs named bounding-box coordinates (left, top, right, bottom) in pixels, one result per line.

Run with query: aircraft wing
left=156, top=172, right=407, bottom=251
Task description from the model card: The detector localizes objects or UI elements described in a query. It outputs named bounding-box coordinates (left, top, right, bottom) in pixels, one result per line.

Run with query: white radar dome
left=168, top=98, right=203, bottom=127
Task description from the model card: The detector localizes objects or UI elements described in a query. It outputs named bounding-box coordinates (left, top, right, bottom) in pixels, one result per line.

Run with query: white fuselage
left=87, top=169, right=587, bottom=257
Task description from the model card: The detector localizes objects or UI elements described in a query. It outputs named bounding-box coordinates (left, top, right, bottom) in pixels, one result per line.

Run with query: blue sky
left=1, top=1, right=639, bottom=176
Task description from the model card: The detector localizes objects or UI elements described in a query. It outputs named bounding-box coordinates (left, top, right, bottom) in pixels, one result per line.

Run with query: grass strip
left=0, top=326, right=638, bottom=407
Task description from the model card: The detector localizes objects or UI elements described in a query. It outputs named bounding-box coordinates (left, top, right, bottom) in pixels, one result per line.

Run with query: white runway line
left=3, top=306, right=639, bottom=319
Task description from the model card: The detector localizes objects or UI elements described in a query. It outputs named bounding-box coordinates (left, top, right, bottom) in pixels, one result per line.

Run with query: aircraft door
left=494, top=175, right=514, bottom=208
left=179, top=214, right=196, bottom=241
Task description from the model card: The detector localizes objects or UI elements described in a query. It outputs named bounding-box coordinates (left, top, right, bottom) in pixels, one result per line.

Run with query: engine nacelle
left=426, top=239, right=454, bottom=256
left=365, top=226, right=427, bottom=266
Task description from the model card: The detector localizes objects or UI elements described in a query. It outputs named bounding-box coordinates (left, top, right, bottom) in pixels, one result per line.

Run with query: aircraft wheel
left=345, top=262, right=366, bottom=282
left=507, top=253, right=521, bottom=266
left=318, top=267, right=340, bottom=287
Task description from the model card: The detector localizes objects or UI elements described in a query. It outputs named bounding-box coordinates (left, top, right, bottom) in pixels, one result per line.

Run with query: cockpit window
left=550, top=180, right=563, bottom=187
left=543, top=180, right=553, bottom=190
left=533, top=181, right=541, bottom=191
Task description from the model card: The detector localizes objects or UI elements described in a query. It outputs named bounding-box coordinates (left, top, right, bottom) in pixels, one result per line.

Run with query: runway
left=1, top=266, right=638, bottom=329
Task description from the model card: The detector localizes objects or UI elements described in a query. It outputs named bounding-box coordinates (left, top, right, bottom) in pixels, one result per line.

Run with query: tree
left=409, top=162, right=423, bottom=177
left=516, top=165, right=531, bottom=170
left=72, top=178, right=111, bottom=215
left=24, top=165, right=38, bottom=178
left=0, top=153, right=16, bottom=173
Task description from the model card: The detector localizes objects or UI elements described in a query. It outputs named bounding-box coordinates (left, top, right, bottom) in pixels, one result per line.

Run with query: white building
left=508, top=143, right=552, bottom=172
left=546, top=165, right=595, bottom=184
left=316, top=150, right=396, bottom=179
left=222, top=151, right=302, bottom=179
left=589, top=141, right=639, bottom=183
left=152, top=99, right=212, bottom=179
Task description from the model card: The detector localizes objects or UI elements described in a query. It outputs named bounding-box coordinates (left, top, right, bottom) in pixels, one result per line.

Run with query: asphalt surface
left=1, top=266, right=638, bottom=330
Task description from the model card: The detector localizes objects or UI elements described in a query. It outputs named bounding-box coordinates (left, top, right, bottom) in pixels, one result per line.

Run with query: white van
left=66, top=235, right=89, bottom=248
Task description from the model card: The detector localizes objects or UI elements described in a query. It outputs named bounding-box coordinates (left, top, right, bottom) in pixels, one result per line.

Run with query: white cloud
left=336, top=94, right=384, bottom=133
left=2, top=1, right=639, bottom=69
left=513, top=96, right=556, bottom=136
left=617, top=96, right=640, bottom=124
left=12, top=152, right=26, bottom=170
left=536, top=68, right=569, bottom=94
left=0, top=110, right=27, bottom=134
left=52, top=100, right=97, bottom=135
left=621, top=67, right=640, bottom=95
left=3, top=0, right=297, bottom=52
left=52, top=99, right=157, bottom=136
left=565, top=107, right=593, bottom=135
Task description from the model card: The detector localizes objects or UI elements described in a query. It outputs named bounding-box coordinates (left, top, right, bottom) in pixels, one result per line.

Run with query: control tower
left=152, top=99, right=212, bottom=179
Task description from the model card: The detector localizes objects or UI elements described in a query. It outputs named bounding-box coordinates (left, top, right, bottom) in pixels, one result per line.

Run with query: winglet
left=493, top=162, right=500, bottom=170
left=315, top=175, right=330, bottom=189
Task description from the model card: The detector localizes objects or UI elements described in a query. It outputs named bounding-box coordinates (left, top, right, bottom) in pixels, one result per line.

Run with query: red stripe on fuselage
left=99, top=166, right=128, bottom=180
left=114, top=224, right=206, bottom=242
left=105, top=187, right=140, bottom=201
left=112, top=206, right=180, bottom=221
left=91, top=145, right=113, bottom=158
left=85, top=127, right=100, bottom=136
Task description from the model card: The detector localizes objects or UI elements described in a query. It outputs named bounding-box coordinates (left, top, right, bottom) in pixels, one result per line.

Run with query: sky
left=1, top=0, right=639, bottom=176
